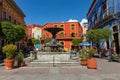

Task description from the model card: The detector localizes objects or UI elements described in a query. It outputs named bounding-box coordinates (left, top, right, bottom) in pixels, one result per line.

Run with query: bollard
left=53, top=56, right=55, bottom=67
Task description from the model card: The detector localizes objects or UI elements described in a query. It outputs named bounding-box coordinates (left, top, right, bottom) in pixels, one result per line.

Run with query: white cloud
left=67, top=19, right=78, bottom=22
left=80, top=18, right=88, bottom=27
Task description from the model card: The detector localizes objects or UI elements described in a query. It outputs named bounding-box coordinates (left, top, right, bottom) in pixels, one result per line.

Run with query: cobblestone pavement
left=0, top=58, right=120, bottom=80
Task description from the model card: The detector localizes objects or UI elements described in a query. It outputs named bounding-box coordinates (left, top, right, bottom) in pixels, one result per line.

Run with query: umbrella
left=80, top=42, right=91, bottom=46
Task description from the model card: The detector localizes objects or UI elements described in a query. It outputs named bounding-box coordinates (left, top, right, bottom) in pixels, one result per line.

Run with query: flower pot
left=87, top=59, right=97, bottom=69
left=18, top=61, right=25, bottom=67
left=80, top=60, right=87, bottom=66
left=4, top=59, right=14, bottom=70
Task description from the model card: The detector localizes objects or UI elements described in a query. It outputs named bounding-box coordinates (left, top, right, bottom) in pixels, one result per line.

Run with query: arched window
left=60, top=32, right=64, bottom=37
left=71, top=33, right=75, bottom=37
left=54, top=25, right=57, bottom=28
left=60, top=25, right=64, bottom=29
left=60, top=42, right=64, bottom=45
left=71, top=24, right=75, bottom=30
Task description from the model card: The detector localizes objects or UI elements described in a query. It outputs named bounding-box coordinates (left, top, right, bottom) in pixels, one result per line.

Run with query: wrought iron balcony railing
left=41, top=34, right=81, bottom=40
left=90, top=7, right=118, bottom=29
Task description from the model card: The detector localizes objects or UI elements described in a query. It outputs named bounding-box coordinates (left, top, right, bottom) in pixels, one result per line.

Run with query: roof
left=87, top=0, right=97, bottom=17
left=44, top=22, right=80, bottom=26
left=7, top=0, right=25, bottom=17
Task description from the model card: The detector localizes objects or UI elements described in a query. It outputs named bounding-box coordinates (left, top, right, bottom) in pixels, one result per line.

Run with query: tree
left=29, top=38, right=39, bottom=45
left=102, top=27, right=112, bottom=41
left=72, top=38, right=81, bottom=50
left=14, top=25, right=26, bottom=41
left=72, top=38, right=81, bottom=46
left=87, top=28, right=112, bottom=53
left=44, top=38, right=51, bottom=44
left=1, top=21, right=26, bottom=42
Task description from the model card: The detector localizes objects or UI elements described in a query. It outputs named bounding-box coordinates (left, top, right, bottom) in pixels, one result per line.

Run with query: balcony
left=91, top=7, right=118, bottom=29
left=56, top=34, right=81, bottom=40
left=41, top=34, right=81, bottom=40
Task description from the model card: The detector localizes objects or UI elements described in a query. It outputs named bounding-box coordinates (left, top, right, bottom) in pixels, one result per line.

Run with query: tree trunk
left=96, top=43, right=100, bottom=54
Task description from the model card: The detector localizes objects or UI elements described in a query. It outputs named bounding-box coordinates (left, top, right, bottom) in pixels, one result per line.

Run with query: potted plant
left=17, top=50, right=25, bottom=67
left=2, top=44, right=17, bottom=70
left=79, top=49, right=88, bottom=66
left=87, top=48, right=97, bottom=69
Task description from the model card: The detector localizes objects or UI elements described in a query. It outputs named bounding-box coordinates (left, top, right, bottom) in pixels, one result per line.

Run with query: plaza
left=0, top=0, right=120, bottom=80
left=0, top=58, right=120, bottom=80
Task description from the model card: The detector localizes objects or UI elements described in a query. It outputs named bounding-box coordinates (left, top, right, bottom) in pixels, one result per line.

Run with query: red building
left=41, top=22, right=83, bottom=51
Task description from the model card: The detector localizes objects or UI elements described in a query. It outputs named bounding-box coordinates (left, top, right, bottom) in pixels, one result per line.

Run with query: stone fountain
left=31, top=27, right=78, bottom=64
left=44, top=27, right=64, bottom=52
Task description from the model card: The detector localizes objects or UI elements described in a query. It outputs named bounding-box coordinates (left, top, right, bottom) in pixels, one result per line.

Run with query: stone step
left=31, top=59, right=79, bottom=64
left=26, top=62, right=81, bottom=68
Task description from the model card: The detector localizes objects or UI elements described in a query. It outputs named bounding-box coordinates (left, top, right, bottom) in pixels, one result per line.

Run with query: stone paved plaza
left=0, top=58, right=120, bottom=80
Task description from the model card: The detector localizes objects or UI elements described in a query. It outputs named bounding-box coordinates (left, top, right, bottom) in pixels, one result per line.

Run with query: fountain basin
left=37, top=52, right=70, bottom=61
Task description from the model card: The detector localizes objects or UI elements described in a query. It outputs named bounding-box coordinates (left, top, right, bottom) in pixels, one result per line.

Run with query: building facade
left=0, top=0, right=26, bottom=26
left=81, top=22, right=88, bottom=42
left=41, top=22, right=83, bottom=51
left=0, top=0, right=26, bottom=50
left=26, top=24, right=42, bottom=40
left=87, top=0, right=120, bottom=53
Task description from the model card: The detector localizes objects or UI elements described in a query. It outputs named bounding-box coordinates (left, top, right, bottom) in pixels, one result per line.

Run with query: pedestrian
left=108, top=48, right=114, bottom=62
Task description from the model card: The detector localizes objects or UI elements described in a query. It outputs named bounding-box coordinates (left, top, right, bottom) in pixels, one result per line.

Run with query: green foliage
left=29, top=38, right=39, bottom=45
left=87, top=29, right=102, bottom=43
left=2, top=44, right=17, bottom=59
left=87, top=28, right=112, bottom=43
left=87, top=28, right=112, bottom=54
left=102, top=28, right=112, bottom=41
left=17, top=51, right=24, bottom=62
left=79, top=49, right=88, bottom=61
left=44, top=38, right=51, bottom=44
left=72, top=38, right=81, bottom=46
left=1, top=21, right=25, bottom=42
left=88, top=48, right=96, bottom=58
left=14, top=25, right=26, bottom=41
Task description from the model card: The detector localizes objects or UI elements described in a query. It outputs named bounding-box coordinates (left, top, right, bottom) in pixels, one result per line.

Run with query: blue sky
left=15, top=0, right=93, bottom=25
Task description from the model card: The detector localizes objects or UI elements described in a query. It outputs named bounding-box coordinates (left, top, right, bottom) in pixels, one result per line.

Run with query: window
left=8, top=16, right=12, bottom=21
left=32, top=33, right=34, bottom=38
left=60, top=42, right=64, bottom=45
left=37, top=35, right=40, bottom=40
left=54, top=25, right=57, bottom=28
left=2, top=11, right=6, bottom=21
left=60, top=25, right=64, bottom=29
left=90, top=19, right=92, bottom=27
left=113, top=25, right=118, bottom=32
left=60, top=32, right=64, bottom=37
left=14, top=20, right=16, bottom=24
left=18, top=23, right=20, bottom=25
left=71, top=24, right=75, bottom=30
left=102, top=0, right=107, bottom=18
left=71, top=33, right=75, bottom=37
left=94, top=12, right=98, bottom=24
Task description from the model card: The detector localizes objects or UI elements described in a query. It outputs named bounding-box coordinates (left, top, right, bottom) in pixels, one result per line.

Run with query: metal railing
left=90, top=7, right=117, bottom=28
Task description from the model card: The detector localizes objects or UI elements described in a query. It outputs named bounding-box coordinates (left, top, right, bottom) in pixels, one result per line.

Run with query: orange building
left=41, top=22, right=83, bottom=51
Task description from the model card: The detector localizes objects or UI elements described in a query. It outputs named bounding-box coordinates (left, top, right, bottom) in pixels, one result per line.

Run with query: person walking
left=108, top=48, right=114, bottom=62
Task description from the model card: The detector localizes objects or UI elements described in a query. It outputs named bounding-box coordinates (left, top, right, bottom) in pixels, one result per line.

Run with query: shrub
left=79, top=49, right=88, bottom=61
left=17, top=51, right=24, bottom=62
left=2, top=44, right=17, bottom=59
left=88, top=48, right=96, bottom=58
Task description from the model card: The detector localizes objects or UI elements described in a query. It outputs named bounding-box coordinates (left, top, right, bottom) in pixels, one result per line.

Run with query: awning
left=80, top=42, right=91, bottom=46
